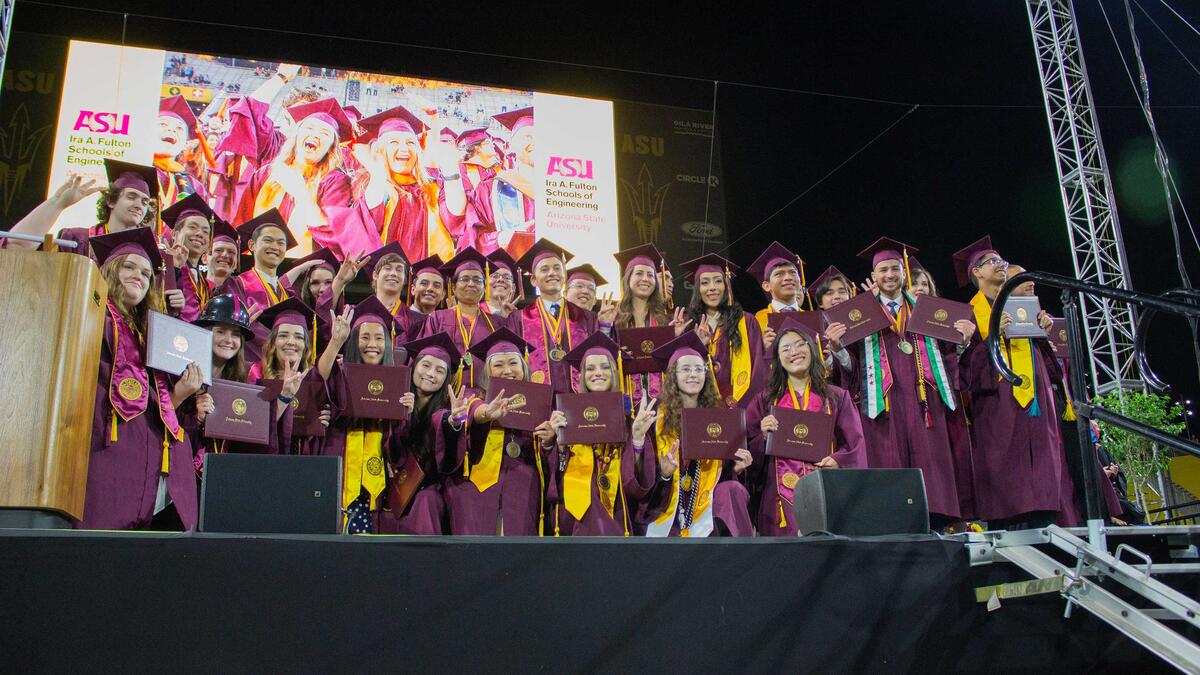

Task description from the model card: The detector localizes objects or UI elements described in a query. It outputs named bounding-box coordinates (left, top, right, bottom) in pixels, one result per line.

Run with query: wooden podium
left=0, top=248, right=106, bottom=523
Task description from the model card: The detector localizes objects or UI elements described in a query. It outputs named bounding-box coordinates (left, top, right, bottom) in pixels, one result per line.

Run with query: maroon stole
left=106, top=302, right=184, bottom=473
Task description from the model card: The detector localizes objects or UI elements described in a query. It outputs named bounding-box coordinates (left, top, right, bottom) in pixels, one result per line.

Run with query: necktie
left=887, top=301, right=900, bottom=317
left=780, top=306, right=795, bottom=312
left=550, top=303, right=561, bottom=319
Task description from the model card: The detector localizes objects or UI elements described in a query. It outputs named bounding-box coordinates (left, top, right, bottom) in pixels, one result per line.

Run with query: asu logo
left=1016, top=307, right=1029, bottom=322
left=73, top=110, right=131, bottom=135
left=706, top=423, right=723, bottom=439
left=367, top=380, right=385, bottom=396
left=848, top=309, right=863, bottom=322
left=547, top=156, right=594, bottom=179
left=583, top=406, right=600, bottom=422
left=511, top=394, right=528, bottom=408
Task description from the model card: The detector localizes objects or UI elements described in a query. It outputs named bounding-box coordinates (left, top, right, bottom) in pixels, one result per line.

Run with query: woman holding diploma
left=744, top=320, right=866, bottom=536
left=545, top=332, right=658, bottom=536
left=319, top=296, right=415, bottom=534
left=444, top=328, right=557, bottom=536
left=613, top=243, right=682, bottom=409
left=376, top=333, right=466, bottom=535
left=81, top=229, right=199, bottom=531
left=639, top=331, right=754, bottom=537
left=248, top=298, right=328, bottom=456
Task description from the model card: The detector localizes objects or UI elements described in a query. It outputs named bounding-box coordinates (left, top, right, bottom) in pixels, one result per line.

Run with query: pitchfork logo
left=620, top=164, right=670, bottom=244
left=0, top=104, right=53, bottom=216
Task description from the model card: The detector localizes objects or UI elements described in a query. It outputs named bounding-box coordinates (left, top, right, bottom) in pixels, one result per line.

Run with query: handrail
left=1134, top=288, right=1200, bottom=395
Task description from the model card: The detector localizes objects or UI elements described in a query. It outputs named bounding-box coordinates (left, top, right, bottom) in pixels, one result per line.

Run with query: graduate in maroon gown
left=545, top=332, right=658, bottom=536
left=294, top=246, right=337, bottom=310
left=481, top=248, right=520, bottom=317
left=235, top=98, right=358, bottom=258
left=408, top=255, right=448, bottom=316
left=466, top=108, right=536, bottom=256
left=161, top=194, right=220, bottom=322
left=314, top=242, right=427, bottom=354
left=444, top=328, right=558, bottom=536
left=747, top=241, right=807, bottom=339
left=210, top=96, right=284, bottom=222
left=638, top=332, right=755, bottom=537
left=510, top=239, right=599, bottom=393
left=680, top=253, right=766, bottom=408
left=317, top=296, right=416, bottom=533
left=154, top=95, right=210, bottom=222
left=613, top=243, right=678, bottom=409
left=351, top=105, right=467, bottom=263
left=80, top=228, right=199, bottom=531
left=205, top=219, right=241, bottom=294
left=376, top=333, right=466, bottom=535
left=455, top=127, right=501, bottom=204
left=744, top=320, right=867, bottom=536
left=836, top=238, right=975, bottom=528
left=564, top=264, right=605, bottom=312
left=419, top=247, right=504, bottom=389
left=807, top=265, right=856, bottom=386
left=3, top=160, right=157, bottom=256
left=955, top=240, right=1066, bottom=529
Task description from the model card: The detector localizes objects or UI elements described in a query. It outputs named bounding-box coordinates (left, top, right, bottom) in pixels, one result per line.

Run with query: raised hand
left=318, top=405, right=332, bottom=428
left=195, top=391, right=214, bottom=423
left=860, top=277, right=879, bottom=295
left=246, top=301, right=264, bottom=324
left=954, top=319, right=977, bottom=345
left=669, top=307, right=693, bottom=336
left=281, top=360, right=308, bottom=399
left=549, top=410, right=567, bottom=432
left=399, top=392, right=415, bottom=416
left=175, top=363, right=204, bottom=400
left=732, top=447, right=753, bottom=475
left=533, top=420, right=557, bottom=445
left=999, top=312, right=1013, bottom=338
left=824, top=322, right=848, bottom=352
left=762, top=325, right=777, bottom=352
left=164, top=288, right=186, bottom=314
left=167, top=243, right=189, bottom=268
left=334, top=252, right=369, bottom=292
left=597, top=292, right=618, bottom=324
left=631, top=396, right=658, bottom=443
left=448, top=385, right=469, bottom=423
left=330, top=305, right=354, bottom=347
left=659, top=440, right=680, bottom=479
left=1037, top=310, right=1053, bottom=332
left=694, top=318, right=712, bottom=344
left=50, top=175, right=102, bottom=210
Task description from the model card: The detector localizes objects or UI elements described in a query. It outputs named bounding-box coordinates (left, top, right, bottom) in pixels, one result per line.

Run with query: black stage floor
left=0, top=530, right=1170, bottom=673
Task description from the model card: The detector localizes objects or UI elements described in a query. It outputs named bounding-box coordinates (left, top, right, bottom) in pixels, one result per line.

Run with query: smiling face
left=413, top=355, right=450, bottom=394
left=249, top=226, right=289, bottom=270
left=294, top=117, right=337, bottom=165
left=156, top=114, right=187, bottom=158
left=212, top=324, right=243, bottom=362
left=674, top=354, right=707, bottom=397
left=871, top=258, right=904, bottom=296
left=764, top=263, right=801, bottom=305
left=819, top=278, right=852, bottom=310
left=489, top=268, right=514, bottom=304
left=582, top=354, right=614, bottom=392
left=565, top=278, right=596, bottom=310
left=373, top=257, right=407, bottom=297
left=208, top=240, right=238, bottom=277
left=973, top=251, right=1009, bottom=289
left=511, top=125, right=535, bottom=168
left=273, top=323, right=307, bottom=367
left=776, top=330, right=812, bottom=378
left=307, top=267, right=334, bottom=301
left=697, top=271, right=726, bottom=310
left=532, top=257, right=564, bottom=297
left=487, top=352, right=525, bottom=381
left=110, top=187, right=152, bottom=229
left=453, top=268, right=485, bottom=306
left=116, top=254, right=154, bottom=306
left=356, top=322, right=388, bottom=365
left=172, top=215, right=211, bottom=260
left=377, top=130, right=420, bottom=176
left=911, top=270, right=933, bottom=296
left=626, top=264, right=657, bottom=301
left=411, top=272, right=445, bottom=311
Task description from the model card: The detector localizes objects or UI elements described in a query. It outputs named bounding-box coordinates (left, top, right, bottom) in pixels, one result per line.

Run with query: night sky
left=17, top=0, right=1200, bottom=406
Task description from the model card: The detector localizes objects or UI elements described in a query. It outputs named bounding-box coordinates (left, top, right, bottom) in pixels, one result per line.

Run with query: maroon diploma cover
left=680, top=407, right=746, bottom=462
left=204, top=379, right=271, bottom=444
left=821, top=293, right=892, bottom=347
left=146, top=310, right=214, bottom=384
left=263, top=379, right=328, bottom=437
left=386, top=452, right=425, bottom=515
left=765, top=406, right=835, bottom=463
left=486, top=378, right=553, bottom=432
left=344, top=363, right=411, bottom=421
left=767, top=310, right=824, bottom=335
left=1049, top=318, right=1070, bottom=360
left=555, top=392, right=629, bottom=445
left=907, top=296, right=973, bottom=344
left=617, top=326, right=676, bottom=375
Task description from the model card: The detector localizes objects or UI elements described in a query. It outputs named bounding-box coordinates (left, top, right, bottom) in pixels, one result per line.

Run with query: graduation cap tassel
left=903, top=248, right=913, bottom=291
left=724, top=266, right=733, bottom=306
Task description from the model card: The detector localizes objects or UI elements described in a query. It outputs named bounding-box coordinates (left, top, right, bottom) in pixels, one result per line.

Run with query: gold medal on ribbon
left=680, top=475, right=694, bottom=492
left=898, top=340, right=914, bottom=355
left=549, top=348, right=566, bottom=362
left=782, top=472, right=800, bottom=490
left=118, top=377, right=143, bottom=401
left=597, top=474, right=612, bottom=491
left=505, top=441, right=522, bottom=458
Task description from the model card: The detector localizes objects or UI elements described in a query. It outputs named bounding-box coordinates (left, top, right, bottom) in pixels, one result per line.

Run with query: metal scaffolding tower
left=1025, top=0, right=1142, bottom=396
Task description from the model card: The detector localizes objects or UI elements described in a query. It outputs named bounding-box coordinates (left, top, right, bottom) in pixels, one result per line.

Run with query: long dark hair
left=616, top=265, right=669, bottom=329
left=685, top=279, right=745, bottom=350
left=766, top=328, right=829, bottom=403
left=659, top=361, right=720, bottom=440
left=407, top=359, right=451, bottom=467
left=343, top=323, right=396, bottom=366
left=212, top=325, right=248, bottom=383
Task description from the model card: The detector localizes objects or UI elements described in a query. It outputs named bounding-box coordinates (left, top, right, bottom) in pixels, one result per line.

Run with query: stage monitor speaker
left=200, top=454, right=343, bottom=534
left=793, top=468, right=929, bottom=536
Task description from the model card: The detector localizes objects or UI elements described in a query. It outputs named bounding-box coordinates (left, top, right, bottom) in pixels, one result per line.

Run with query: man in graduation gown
left=205, top=219, right=241, bottom=294
left=408, top=255, right=448, bottom=315
left=234, top=98, right=358, bottom=258
left=3, top=159, right=156, bottom=255
left=155, top=95, right=211, bottom=224
left=317, top=241, right=427, bottom=354
left=955, top=239, right=1068, bottom=529
left=350, top=105, right=467, bottom=263
left=481, top=248, right=521, bottom=317
left=465, top=108, right=536, bottom=258
left=161, top=194, right=221, bottom=322
left=747, top=240, right=807, bottom=335
left=420, top=247, right=505, bottom=389
left=508, top=239, right=598, bottom=393
left=836, top=237, right=975, bottom=527
left=564, top=264, right=605, bottom=312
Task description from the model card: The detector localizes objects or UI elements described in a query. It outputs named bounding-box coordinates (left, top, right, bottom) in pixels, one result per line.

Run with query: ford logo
left=681, top=221, right=722, bottom=238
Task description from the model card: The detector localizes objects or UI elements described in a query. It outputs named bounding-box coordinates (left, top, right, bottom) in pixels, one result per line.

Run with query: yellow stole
left=564, top=444, right=621, bottom=521
left=971, top=291, right=1035, bottom=408
left=469, top=426, right=505, bottom=492
left=710, top=315, right=753, bottom=402
left=650, top=416, right=722, bottom=537
left=343, top=421, right=386, bottom=510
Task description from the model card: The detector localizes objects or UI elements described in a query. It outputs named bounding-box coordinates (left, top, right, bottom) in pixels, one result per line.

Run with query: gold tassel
left=534, top=437, right=545, bottom=537
left=110, top=414, right=118, bottom=442
left=903, top=247, right=913, bottom=290
left=778, top=498, right=787, bottom=528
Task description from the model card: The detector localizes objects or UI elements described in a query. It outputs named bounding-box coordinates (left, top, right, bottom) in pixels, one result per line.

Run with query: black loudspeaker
left=201, top=454, right=343, bottom=534
left=793, top=468, right=929, bottom=536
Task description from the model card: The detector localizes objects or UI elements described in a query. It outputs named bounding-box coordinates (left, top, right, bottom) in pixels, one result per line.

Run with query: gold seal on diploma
left=1016, top=307, right=1028, bottom=322
left=848, top=309, right=863, bottom=322
left=368, top=380, right=385, bottom=396
left=706, top=423, right=723, bottom=439
left=232, top=398, right=247, bottom=416
left=366, top=456, right=383, bottom=476
left=640, top=339, right=655, bottom=354
left=118, top=377, right=143, bottom=401
left=782, top=472, right=800, bottom=489
left=173, top=335, right=189, bottom=353
left=794, top=424, right=809, bottom=439
left=583, top=406, right=600, bottom=422
left=505, top=441, right=522, bottom=458
left=934, top=309, right=948, bottom=322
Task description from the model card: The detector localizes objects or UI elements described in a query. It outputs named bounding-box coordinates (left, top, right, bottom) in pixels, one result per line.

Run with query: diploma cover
left=344, top=363, right=411, bottom=421
left=617, top=326, right=676, bottom=375
left=1002, top=296, right=1045, bottom=338
left=555, top=391, right=629, bottom=445
left=680, top=407, right=746, bottom=461
left=204, top=379, right=271, bottom=445
left=765, top=406, right=835, bottom=463
left=907, top=296, right=974, bottom=343
left=821, top=293, right=892, bottom=347
left=486, top=378, right=553, bottom=432
left=146, top=310, right=213, bottom=384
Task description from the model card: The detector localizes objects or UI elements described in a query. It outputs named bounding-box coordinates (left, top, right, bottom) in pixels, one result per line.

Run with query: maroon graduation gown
left=744, top=385, right=867, bottom=536
left=706, top=311, right=767, bottom=407
left=352, top=179, right=465, bottom=263
left=464, top=175, right=535, bottom=254
left=376, top=407, right=458, bottom=535
left=234, top=164, right=356, bottom=257
left=81, top=312, right=198, bottom=530
left=175, top=264, right=212, bottom=323
left=418, top=307, right=503, bottom=389
left=636, top=431, right=754, bottom=537
left=509, top=300, right=599, bottom=394
left=225, top=270, right=296, bottom=366
left=315, top=288, right=427, bottom=359
left=959, top=337, right=1065, bottom=522
left=547, top=438, right=658, bottom=536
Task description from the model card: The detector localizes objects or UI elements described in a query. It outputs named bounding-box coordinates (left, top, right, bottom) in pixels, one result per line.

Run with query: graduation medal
left=597, top=474, right=612, bottom=491
left=680, top=475, right=694, bottom=493
left=118, top=377, right=143, bottom=401
left=782, top=472, right=801, bottom=490
left=898, top=340, right=914, bottom=355
left=549, top=348, right=566, bottom=362
left=505, top=441, right=522, bottom=458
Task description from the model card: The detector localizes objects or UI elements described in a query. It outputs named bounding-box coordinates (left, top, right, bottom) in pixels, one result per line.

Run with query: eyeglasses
left=778, top=343, right=809, bottom=356
left=456, top=275, right=484, bottom=286
left=975, top=257, right=1008, bottom=270
left=677, top=365, right=707, bottom=375
left=568, top=281, right=596, bottom=292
